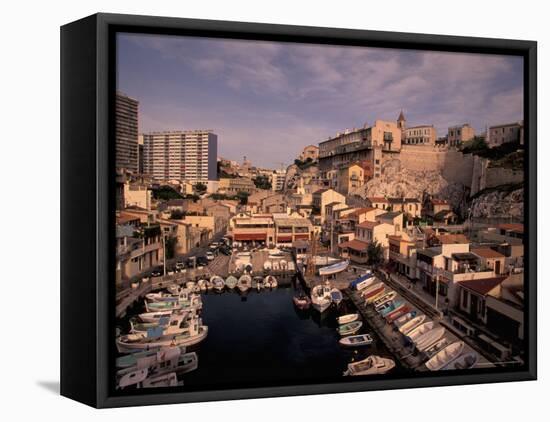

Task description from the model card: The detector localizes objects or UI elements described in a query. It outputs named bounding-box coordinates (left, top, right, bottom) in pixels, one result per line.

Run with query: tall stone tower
left=397, top=110, right=406, bottom=131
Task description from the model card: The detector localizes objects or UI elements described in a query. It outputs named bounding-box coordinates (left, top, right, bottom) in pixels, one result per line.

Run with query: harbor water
left=120, top=280, right=407, bottom=391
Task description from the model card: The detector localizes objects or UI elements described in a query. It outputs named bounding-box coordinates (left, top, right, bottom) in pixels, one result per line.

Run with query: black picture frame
left=61, top=12, right=537, bottom=408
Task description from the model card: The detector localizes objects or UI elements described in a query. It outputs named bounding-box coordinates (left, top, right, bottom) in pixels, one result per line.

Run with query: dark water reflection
left=179, top=285, right=398, bottom=390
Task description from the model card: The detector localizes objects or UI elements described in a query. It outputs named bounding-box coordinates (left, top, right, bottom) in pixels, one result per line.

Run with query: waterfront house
left=388, top=234, right=417, bottom=280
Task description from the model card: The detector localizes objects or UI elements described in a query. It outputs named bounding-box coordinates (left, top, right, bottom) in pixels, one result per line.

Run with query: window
left=461, top=289, right=468, bottom=308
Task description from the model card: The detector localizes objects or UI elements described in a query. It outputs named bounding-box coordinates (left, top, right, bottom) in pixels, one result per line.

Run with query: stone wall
left=389, top=145, right=474, bottom=187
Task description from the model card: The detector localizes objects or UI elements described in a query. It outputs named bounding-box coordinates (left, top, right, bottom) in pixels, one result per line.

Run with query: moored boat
left=237, top=274, right=252, bottom=293
left=423, top=338, right=450, bottom=358
left=343, top=355, right=395, bottom=376
left=350, top=272, right=374, bottom=290
left=225, top=275, right=238, bottom=289
left=373, top=291, right=397, bottom=308
left=425, top=341, right=465, bottom=371
left=337, top=321, right=363, bottom=336
left=406, top=321, right=436, bottom=343
left=138, top=310, right=175, bottom=323
left=339, top=333, right=373, bottom=347
left=337, top=313, right=359, bottom=325
left=414, top=326, right=446, bottom=352
left=393, top=310, right=418, bottom=328
left=378, top=300, right=404, bottom=317
left=398, top=314, right=427, bottom=335
left=318, top=260, right=349, bottom=276
left=330, top=288, right=343, bottom=306
left=385, top=305, right=412, bottom=323
left=311, top=282, right=332, bottom=313
left=442, top=351, right=478, bottom=370
left=293, top=292, right=312, bottom=310
left=210, top=275, right=225, bottom=292
left=264, top=275, right=278, bottom=289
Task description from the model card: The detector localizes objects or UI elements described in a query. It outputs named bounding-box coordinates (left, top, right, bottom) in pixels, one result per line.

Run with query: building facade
left=487, top=121, right=523, bottom=148
left=142, top=130, right=218, bottom=183
left=116, top=92, right=139, bottom=173
left=403, top=125, right=437, bottom=146
left=447, top=124, right=475, bottom=147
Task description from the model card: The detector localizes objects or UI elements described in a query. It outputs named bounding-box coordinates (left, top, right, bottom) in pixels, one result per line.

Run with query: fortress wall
left=485, top=167, right=524, bottom=189
left=393, top=145, right=475, bottom=187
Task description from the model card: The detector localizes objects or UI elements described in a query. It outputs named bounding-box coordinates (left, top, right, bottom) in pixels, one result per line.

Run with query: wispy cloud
left=118, top=33, right=523, bottom=167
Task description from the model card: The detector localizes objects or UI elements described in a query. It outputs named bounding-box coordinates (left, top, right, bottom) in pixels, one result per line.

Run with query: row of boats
left=353, top=272, right=479, bottom=371
left=157, top=274, right=279, bottom=295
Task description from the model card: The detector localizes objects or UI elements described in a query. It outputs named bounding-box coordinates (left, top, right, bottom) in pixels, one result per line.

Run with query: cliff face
left=470, top=186, right=524, bottom=219
left=285, top=163, right=319, bottom=190
left=352, top=158, right=469, bottom=212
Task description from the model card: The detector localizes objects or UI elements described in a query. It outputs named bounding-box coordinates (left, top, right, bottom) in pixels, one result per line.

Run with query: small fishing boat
left=264, top=275, right=278, bottom=288
left=145, top=295, right=202, bottom=313
left=225, top=275, right=238, bottom=289
left=350, top=272, right=374, bottom=290
left=293, top=293, right=312, bottom=310
left=343, top=355, right=395, bottom=376
left=373, top=291, right=397, bottom=309
left=385, top=305, right=412, bottom=323
left=414, top=326, right=446, bottom=352
left=210, top=275, right=225, bottom=292
left=237, top=274, right=252, bottom=293
left=378, top=300, right=404, bottom=317
left=407, top=321, right=436, bottom=343
left=311, top=283, right=332, bottom=313
left=337, top=321, right=363, bottom=336
left=318, top=260, right=349, bottom=276
left=185, top=281, right=196, bottom=290
left=442, top=351, right=478, bottom=370
left=330, top=288, right=343, bottom=306
left=138, top=310, right=174, bottom=323
left=339, top=333, right=373, bottom=347
left=197, top=279, right=207, bottom=292
left=253, top=276, right=263, bottom=291
left=116, top=321, right=208, bottom=353
left=337, top=313, right=359, bottom=325
left=365, top=289, right=387, bottom=305
left=130, top=311, right=194, bottom=336
left=423, top=338, right=450, bottom=358
left=425, top=341, right=465, bottom=371
left=393, top=310, right=418, bottom=328
left=361, top=281, right=384, bottom=298
left=398, top=315, right=427, bottom=335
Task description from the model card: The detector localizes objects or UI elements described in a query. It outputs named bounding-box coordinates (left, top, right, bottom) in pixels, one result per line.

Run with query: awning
left=234, top=233, right=267, bottom=241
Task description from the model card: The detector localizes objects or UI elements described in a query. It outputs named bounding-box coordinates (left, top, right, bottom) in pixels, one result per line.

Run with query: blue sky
left=117, top=33, right=523, bottom=168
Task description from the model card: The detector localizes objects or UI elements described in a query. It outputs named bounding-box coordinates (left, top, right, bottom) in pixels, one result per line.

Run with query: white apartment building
left=272, top=169, right=286, bottom=191
left=142, top=130, right=218, bottom=183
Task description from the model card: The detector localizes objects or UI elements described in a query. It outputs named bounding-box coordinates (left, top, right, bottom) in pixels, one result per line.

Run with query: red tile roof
left=437, top=234, right=469, bottom=244
left=431, top=198, right=449, bottom=205
left=338, top=239, right=369, bottom=251
left=357, top=221, right=380, bottom=229
left=471, top=248, right=505, bottom=259
left=497, top=223, right=524, bottom=234
left=367, top=197, right=389, bottom=203
left=459, top=277, right=507, bottom=296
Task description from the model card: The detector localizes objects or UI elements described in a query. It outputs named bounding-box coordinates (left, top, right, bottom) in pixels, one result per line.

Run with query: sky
left=117, top=33, right=523, bottom=169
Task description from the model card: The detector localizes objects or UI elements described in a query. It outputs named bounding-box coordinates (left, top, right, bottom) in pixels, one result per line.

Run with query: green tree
left=236, top=191, right=250, bottom=205
left=170, top=209, right=185, bottom=219
left=194, top=183, right=207, bottom=194
left=254, top=174, right=272, bottom=190
left=367, top=241, right=383, bottom=268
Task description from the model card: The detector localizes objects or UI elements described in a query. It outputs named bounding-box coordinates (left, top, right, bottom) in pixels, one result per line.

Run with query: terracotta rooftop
left=347, top=207, right=376, bottom=217
left=357, top=221, right=381, bottom=229
left=338, top=239, right=369, bottom=251
left=437, top=234, right=469, bottom=244
left=471, top=247, right=505, bottom=259
left=459, top=276, right=507, bottom=296
left=431, top=198, right=449, bottom=205
left=367, top=197, right=389, bottom=203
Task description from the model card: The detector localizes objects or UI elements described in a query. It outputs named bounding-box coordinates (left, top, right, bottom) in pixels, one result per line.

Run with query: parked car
left=196, top=256, right=208, bottom=267
left=206, top=251, right=215, bottom=261
left=175, top=261, right=185, bottom=271
left=150, top=267, right=164, bottom=277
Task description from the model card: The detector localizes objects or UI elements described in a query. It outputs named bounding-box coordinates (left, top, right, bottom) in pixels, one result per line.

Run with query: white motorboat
left=343, top=355, right=395, bottom=376
left=130, top=311, right=195, bottom=336
left=414, top=327, right=446, bottom=352
left=264, top=275, right=278, bottom=289
left=225, top=275, right=238, bottom=289
left=253, top=276, right=263, bottom=291
left=337, top=313, right=359, bottom=325
left=210, top=275, right=225, bottom=292
left=311, top=283, right=332, bottom=313
left=145, top=290, right=189, bottom=303
left=318, top=260, right=349, bottom=276
left=185, top=281, right=196, bottom=290
left=373, top=291, right=397, bottom=309
left=237, top=274, right=252, bottom=293
left=145, top=295, right=202, bottom=313
left=442, top=351, right=479, bottom=370
left=398, top=315, right=427, bottom=335
left=116, top=318, right=208, bottom=353
left=197, top=279, right=207, bottom=292
left=138, top=310, right=174, bottom=323
left=423, top=338, right=450, bottom=358
left=425, top=341, right=465, bottom=371
left=407, top=321, right=435, bottom=343
left=339, top=334, right=373, bottom=347
left=393, top=311, right=419, bottom=328
left=337, top=321, right=363, bottom=336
